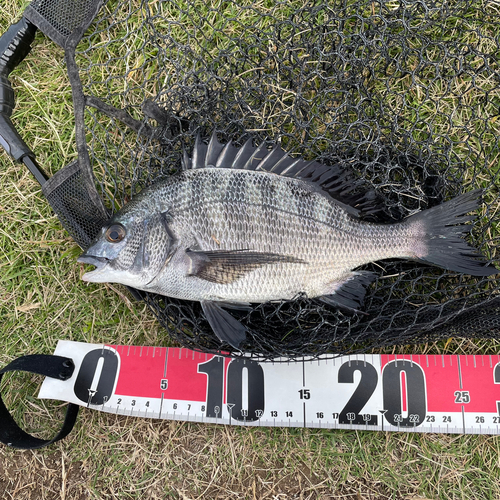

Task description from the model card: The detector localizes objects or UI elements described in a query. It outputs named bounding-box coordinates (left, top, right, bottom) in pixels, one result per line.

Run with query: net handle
left=0, top=16, right=48, bottom=185
left=0, top=14, right=145, bottom=301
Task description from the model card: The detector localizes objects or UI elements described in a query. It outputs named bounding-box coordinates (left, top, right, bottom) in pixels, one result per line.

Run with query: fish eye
left=105, top=224, right=126, bottom=243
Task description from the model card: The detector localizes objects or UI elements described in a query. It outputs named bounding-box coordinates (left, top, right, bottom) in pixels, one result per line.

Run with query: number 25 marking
left=454, top=391, right=470, bottom=404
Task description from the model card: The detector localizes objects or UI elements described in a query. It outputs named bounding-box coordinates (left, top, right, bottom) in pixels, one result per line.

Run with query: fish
left=78, top=132, right=497, bottom=349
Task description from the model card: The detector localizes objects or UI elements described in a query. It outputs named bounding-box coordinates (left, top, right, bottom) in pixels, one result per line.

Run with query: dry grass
left=1, top=1, right=500, bottom=499
left=1, top=417, right=500, bottom=499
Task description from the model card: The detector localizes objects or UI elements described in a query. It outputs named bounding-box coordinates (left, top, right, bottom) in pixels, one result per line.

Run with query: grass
left=1, top=0, right=500, bottom=498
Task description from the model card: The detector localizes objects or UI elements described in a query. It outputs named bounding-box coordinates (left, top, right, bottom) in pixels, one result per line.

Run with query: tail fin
left=408, top=189, right=497, bottom=276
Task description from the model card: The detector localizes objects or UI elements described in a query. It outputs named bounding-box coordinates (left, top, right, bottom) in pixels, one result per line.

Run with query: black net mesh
left=25, top=0, right=102, bottom=46
left=41, top=160, right=109, bottom=249
left=27, top=0, right=500, bottom=359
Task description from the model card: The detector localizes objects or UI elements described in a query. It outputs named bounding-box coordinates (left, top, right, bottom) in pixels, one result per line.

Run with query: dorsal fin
left=185, top=132, right=383, bottom=219
left=215, top=140, right=240, bottom=168
left=232, top=138, right=255, bottom=169
left=181, top=148, right=190, bottom=170
left=191, top=133, right=207, bottom=168
left=205, top=131, right=225, bottom=167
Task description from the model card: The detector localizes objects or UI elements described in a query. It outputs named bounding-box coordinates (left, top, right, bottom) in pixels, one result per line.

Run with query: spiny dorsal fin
left=232, top=138, right=255, bottom=169
left=215, top=140, right=240, bottom=168
left=186, top=132, right=383, bottom=219
left=191, top=133, right=207, bottom=169
left=181, top=148, right=190, bottom=170
left=205, top=132, right=225, bottom=167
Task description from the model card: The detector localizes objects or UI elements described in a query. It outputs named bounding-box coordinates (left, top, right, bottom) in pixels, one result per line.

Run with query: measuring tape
left=38, top=341, right=500, bottom=434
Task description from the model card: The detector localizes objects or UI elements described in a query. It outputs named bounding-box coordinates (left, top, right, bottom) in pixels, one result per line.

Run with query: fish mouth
left=77, top=254, right=110, bottom=282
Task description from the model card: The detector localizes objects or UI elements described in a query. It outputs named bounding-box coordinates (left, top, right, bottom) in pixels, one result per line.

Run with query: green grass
left=1, top=0, right=500, bottom=499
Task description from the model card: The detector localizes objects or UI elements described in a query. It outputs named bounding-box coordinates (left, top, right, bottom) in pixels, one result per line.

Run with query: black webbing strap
left=0, top=355, right=79, bottom=449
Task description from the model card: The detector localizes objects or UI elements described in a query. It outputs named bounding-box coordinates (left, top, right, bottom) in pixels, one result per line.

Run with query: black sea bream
left=78, top=133, right=497, bottom=348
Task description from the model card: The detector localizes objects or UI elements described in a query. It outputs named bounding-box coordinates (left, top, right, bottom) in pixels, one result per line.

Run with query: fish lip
left=77, top=254, right=109, bottom=267
left=77, top=254, right=110, bottom=281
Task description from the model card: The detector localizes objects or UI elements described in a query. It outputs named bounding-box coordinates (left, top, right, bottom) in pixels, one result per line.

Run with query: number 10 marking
left=198, top=357, right=265, bottom=421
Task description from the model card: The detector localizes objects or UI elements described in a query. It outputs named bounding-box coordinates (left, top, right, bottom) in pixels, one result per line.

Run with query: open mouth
left=77, top=254, right=110, bottom=281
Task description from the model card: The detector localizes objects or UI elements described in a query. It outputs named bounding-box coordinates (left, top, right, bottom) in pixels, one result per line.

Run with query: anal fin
left=318, top=271, right=376, bottom=314
left=201, top=300, right=247, bottom=349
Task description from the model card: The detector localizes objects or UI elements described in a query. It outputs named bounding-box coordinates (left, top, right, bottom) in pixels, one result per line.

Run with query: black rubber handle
left=0, top=18, right=37, bottom=81
left=0, top=112, right=32, bottom=161
left=0, top=17, right=48, bottom=183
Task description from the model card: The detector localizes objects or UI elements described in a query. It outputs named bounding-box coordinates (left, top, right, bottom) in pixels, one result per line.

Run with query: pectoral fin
left=319, top=271, right=376, bottom=314
left=186, top=248, right=305, bottom=285
left=201, top=300, right=247, bottom=349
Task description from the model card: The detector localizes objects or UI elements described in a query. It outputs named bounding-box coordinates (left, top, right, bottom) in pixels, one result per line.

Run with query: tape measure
left=39, top=341, right=500, bottom=434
